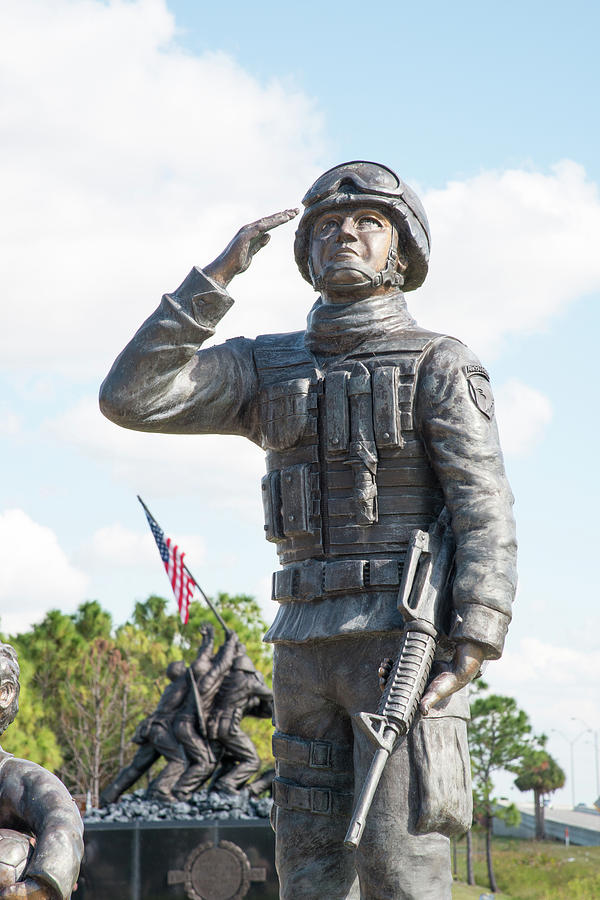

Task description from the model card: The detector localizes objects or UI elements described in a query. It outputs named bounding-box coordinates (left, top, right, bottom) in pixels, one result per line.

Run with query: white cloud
left=46, top=397, right=266, bottom=517
left=486, top=637, right=600, bottom=806
left=0, top=405, right=21, bottom=437
left=418, top=162, right=600, bottom=356
left=0, top=0, right=324, bottom=378
left=0, top=509, right=88, bottom=634
left=493, top=637, right=600, bottom=688
left=76, top=522, right=206, bottom=571
left=489, top=637, right=600, bottom=759
left=3, top=1, right=600, bottom=389
left=495, top=378, right=553, bottom=456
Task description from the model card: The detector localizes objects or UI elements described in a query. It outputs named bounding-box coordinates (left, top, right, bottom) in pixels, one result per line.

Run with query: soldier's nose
left=337, top=217, right=358, bottom=241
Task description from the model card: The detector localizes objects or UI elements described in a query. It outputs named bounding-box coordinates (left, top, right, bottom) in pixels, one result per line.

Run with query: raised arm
left=197, top=632, right=239, bottom=709
left=99, top=209, right=298, bottom=441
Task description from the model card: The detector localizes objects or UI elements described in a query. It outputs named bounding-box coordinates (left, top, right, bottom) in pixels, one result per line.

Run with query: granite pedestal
left=78, top=819, right=277, bottom=900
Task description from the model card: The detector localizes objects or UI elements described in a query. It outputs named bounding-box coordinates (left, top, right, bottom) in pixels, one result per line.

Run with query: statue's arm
left=99, top=208, right=297, bottom=441
left=196, top=632, right=238, bottom=699
left=243, top=676, right=273, bottom=719
left=252, top=676, right=274, bottom=701
left=0, top=758, right=83, bottom=900
left=416, top=337, right=518, bottom=665
left=99, top=268, right=260, bottom=441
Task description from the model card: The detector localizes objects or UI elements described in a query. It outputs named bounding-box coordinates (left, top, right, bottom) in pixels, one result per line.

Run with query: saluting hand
left=204, top=208, right=299, bottom=287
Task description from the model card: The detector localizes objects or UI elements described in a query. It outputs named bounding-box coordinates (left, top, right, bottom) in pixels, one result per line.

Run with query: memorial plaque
left=78, top=820, right=277, bottom=900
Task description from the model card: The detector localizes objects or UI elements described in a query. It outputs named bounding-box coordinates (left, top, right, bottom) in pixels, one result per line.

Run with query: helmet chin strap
left=310, top=224, right=404, bottom=293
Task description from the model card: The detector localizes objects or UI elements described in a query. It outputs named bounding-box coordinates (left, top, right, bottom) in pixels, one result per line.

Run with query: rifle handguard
left=378, top=627, right=437, bottom=735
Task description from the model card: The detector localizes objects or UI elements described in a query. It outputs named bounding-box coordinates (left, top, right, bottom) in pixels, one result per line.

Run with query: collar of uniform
left=304, top=291, right=416, bottom=357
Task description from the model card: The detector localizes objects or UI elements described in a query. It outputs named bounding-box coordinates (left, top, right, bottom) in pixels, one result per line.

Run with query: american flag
left=142, top=505, right=196, bottom=625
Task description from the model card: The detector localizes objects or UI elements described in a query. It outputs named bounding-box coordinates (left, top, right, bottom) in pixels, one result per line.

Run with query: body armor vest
left=254, top=329, right=446, bottom=578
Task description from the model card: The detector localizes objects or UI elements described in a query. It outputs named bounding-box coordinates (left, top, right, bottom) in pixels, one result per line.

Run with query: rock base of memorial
left=78, top=791, right=277, bottom=900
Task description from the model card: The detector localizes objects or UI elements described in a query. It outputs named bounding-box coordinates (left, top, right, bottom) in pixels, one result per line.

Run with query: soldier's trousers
left=146, top=721, right=188, bottom=801
left=272, top=634, right=469, bottom=900
left=172, top=716, right=215, bottom=798
left=211, top=721, right=261, bottom=792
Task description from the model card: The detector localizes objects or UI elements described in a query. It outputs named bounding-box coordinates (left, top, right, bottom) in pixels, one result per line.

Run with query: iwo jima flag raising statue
left=100, top=499, right=273, bottom=805
left=100, top=161, right=517, bottom=900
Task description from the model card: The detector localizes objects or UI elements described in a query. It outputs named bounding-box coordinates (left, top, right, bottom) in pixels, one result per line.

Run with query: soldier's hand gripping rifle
left=344, top=506, right=455, bottom=850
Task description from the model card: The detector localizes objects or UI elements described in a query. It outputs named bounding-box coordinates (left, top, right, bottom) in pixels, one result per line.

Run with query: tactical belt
left=273, top=777, right=354, bottom=817
left=272, top=557, right=402, bottom=604
left=272, top=732, right=353, bottom=772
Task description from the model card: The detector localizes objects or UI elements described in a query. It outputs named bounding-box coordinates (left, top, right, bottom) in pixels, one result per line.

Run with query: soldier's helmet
left=166, top=660, right=186, bottom=681
left=294, top=160, right=431, bottom=292
left=233, top=652, right=256, bottom=673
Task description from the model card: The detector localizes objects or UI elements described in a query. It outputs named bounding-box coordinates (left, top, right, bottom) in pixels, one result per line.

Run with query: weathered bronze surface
left=100, top=161, right=517, bottom=899
left=0, top=643, right=83, bottom=899
left=100, top=625, right=273, bottom=807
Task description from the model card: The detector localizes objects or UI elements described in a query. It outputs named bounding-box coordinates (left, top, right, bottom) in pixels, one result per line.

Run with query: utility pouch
left=372, top=365, right=404, bottom=450
left=259, top=378, right=314, bottom=451
left=410, top=716, right=472, bottom=837
left=280, top=463, right=313, bottom=537
left=261, top=470, right=284, bottom=542
left=325, top=370, right=349, bottom=457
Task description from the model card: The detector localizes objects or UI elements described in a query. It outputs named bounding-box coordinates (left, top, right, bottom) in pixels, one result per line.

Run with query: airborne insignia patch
left=465, top=365, right=495, bottom=420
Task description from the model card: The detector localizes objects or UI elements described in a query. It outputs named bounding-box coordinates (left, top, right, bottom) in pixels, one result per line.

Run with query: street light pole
left=571, top=717, right=600, bottom=800
left=551, top=727, right=590, bottom=808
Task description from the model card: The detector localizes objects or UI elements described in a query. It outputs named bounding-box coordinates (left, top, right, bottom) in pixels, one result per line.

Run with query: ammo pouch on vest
left=259, top=378, right=315, bottom=451
left=410, top=716, right=472, bottom=836
left=262, top=464, right=315, bottom=543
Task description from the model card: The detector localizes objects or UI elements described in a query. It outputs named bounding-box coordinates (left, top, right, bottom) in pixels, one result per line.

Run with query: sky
left=1, top=0, right=599, bottom=808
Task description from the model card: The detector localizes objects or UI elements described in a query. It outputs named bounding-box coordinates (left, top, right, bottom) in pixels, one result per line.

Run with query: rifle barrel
left=344, top=746, right=390, bottom=850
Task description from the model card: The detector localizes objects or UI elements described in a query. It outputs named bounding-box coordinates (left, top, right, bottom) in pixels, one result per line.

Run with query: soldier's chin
left=321, top=263, right=373, bottom=289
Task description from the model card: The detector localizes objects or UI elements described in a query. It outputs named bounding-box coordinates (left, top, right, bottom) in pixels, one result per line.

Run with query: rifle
left=344, top=507, right=455, bottom=850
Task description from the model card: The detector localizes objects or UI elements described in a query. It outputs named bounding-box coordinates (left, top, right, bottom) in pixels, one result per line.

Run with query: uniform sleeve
left=197, top=638, right=238, bottom=706
left=415, top=337, right=517, bottom=659
left=99, top=267, right=261, bottom=443
left=0, top=758, right=83, bottom=900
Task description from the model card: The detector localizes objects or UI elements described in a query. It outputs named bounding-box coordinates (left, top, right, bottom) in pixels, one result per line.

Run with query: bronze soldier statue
left=0, top=643, right=83, bottom=899
left=100, top=161, right=517, bottom=899
left=206, top=645, right=273, bottom=795
left=101, top=625, right=237, bottom=805
left=171, top=625, right=240, bottom=800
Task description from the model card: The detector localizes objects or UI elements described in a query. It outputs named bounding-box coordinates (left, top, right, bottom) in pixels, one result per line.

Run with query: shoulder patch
left=465, top=366, right=494, bottom=419
left=465, top=364, right=490, bottom=380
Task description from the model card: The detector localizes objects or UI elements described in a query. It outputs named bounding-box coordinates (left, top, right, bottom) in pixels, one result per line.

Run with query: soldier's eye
left=357, top=216, right=382, bottom=229
left=318, top=220, right=338, bottom=237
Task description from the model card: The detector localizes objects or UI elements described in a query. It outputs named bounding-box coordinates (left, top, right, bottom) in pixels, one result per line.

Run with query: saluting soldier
left=100, top=161, right=517, bottom=900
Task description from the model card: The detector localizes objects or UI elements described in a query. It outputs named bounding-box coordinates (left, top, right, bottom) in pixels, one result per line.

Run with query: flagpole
left=137, top=495, right=230, bottom=634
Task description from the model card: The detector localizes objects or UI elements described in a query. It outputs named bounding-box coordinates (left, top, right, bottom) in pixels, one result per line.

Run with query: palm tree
left=514, top=748, right=565, bottom=839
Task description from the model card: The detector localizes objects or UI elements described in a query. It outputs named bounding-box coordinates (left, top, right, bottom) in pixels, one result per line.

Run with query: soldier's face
left=309, top=206, right=395, bottom=298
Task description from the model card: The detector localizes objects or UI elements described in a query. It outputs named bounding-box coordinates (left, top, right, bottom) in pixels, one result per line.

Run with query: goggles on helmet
left=303, top=161, right=401, bottom=205
left=301, top=161, right=430, bottom=250
left=294, top=160, right=431, bottom=293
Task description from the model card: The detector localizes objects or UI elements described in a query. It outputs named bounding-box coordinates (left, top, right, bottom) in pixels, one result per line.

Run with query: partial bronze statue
left=206, top=646, right=273, bottom=795
left=0, top=643, right=83, bottom=899
left=100, top=161, right=517, bottom=899
left=100, top=624, right=273, bottom=806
